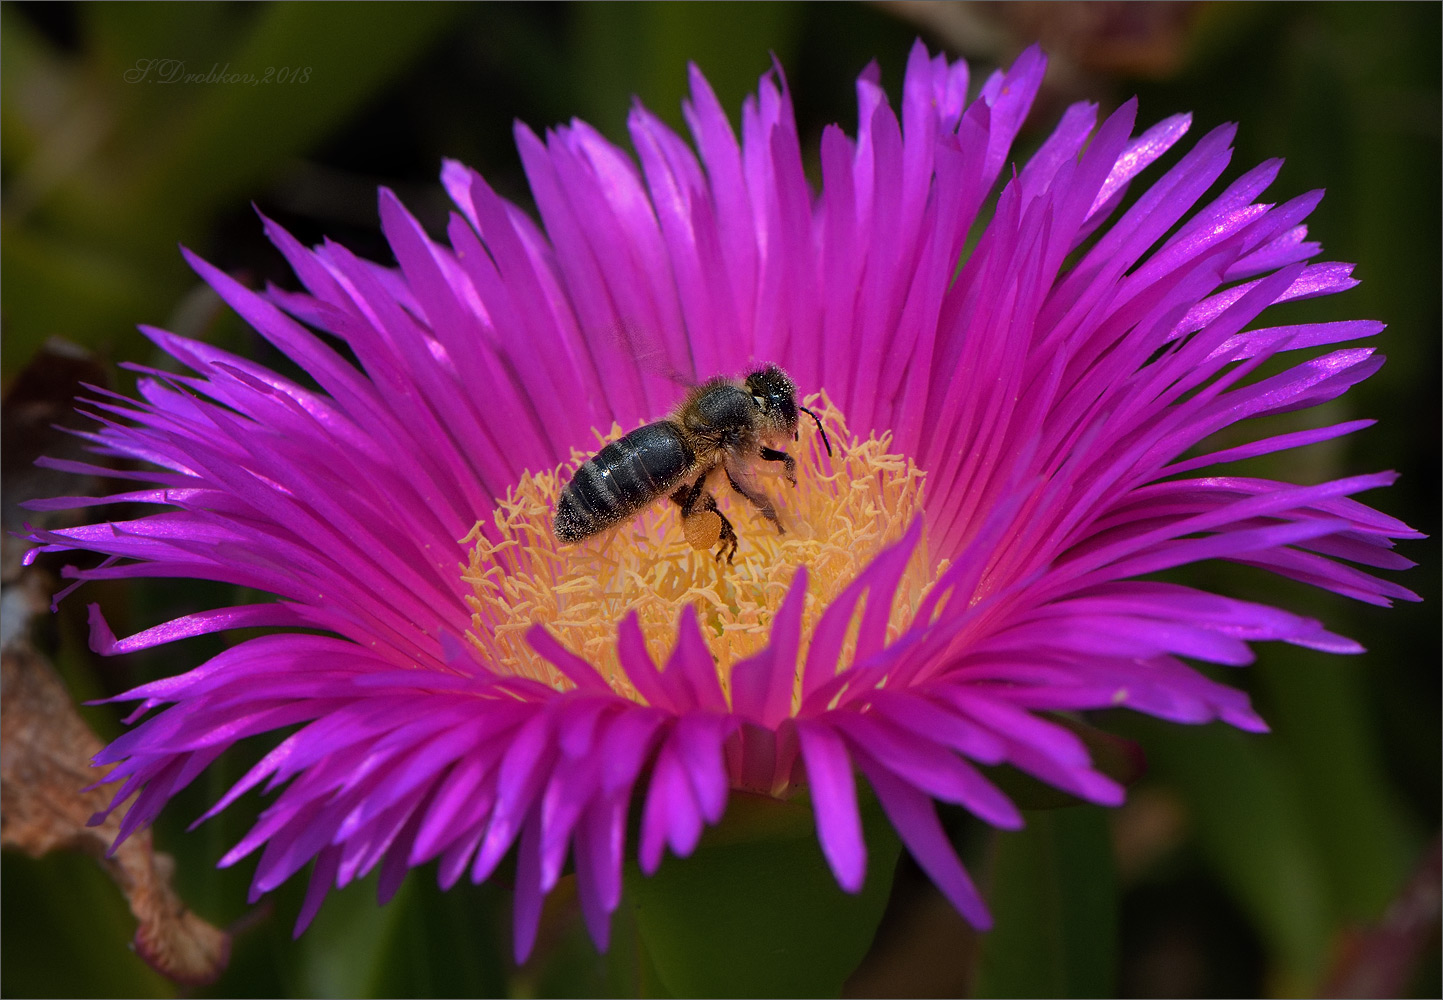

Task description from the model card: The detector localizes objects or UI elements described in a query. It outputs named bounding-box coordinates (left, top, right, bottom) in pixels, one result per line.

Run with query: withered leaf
left=2, top=555, right=230, bottom=985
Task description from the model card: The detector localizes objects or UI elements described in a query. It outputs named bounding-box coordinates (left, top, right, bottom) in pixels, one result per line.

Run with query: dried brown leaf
left=1, top=568, right=230, bottom=986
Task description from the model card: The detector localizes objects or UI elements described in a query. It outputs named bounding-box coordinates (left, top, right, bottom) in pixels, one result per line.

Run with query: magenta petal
left=512, top=808, right=546, bottom=963
left=673, top=712, right=731, bottom=825
left=728, top=649, right=775, bottom=728
left=573, top=794, right=623, bottom=950
left=376, top=815, right=419, bottom=906
left=639, top=737, right=698, bottom=874
left=294, top=845, right=343, bottom=937
left=537, top=758, right=597, bottom=892
left=796, top=721, right=865, bottom=893
left=730, top=565, right=808, bottom=726
left=853, top=520, right=923, bottom=664
left=472, top=711, right=553, bottom=883
left=525, top=625, right=614, bottom=695
left=837, top=713, right=1022, bottom=830
left=1090, top=112, right=1193, bottom=218
left=594, top=708, right=665, bottom=796
left=667, top=606, right=729, bottom=713
left=617, top=612, right=675, bottom=711
left=87, top=602, right=314, bottom=655
left=854, top=753, right=991, bottom=929
left=871, top=693, right=1008, bottom=765
left=801, top=523, right=921, bottom=703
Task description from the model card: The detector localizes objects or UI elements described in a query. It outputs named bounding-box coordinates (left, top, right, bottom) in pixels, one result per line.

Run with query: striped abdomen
left=553, top=421, right=697, bottom=542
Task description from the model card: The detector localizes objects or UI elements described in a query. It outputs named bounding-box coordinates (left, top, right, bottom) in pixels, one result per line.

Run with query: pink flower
left=26, top=42, right=1419, bottom=961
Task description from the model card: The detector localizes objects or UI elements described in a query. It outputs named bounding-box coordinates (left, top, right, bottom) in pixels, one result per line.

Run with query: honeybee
left=553, top=365, right=831, bottom=563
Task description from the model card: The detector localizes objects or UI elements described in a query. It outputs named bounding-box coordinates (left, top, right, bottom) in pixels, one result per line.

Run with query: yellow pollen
left=461, top=395, right=942, bottom=708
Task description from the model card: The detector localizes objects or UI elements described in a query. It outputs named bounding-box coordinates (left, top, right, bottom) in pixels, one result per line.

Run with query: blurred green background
left=2, top=2, right=1437, bottom=997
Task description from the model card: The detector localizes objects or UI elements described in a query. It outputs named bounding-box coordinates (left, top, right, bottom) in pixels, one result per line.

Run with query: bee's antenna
left=799, top=406, right=832, bottom=457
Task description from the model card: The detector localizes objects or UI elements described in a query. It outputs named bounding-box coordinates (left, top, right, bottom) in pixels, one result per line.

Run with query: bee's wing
left=607, top=322, right=698, bottom=389
left=721, top=450, right=797, bottom=535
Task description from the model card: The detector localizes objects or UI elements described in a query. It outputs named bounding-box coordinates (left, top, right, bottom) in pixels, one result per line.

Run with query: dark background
left=2, top=3, right=1437, bottom=996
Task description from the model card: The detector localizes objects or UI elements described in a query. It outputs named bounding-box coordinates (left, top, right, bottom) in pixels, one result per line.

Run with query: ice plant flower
left=26, top=42, right=1419, bottom=962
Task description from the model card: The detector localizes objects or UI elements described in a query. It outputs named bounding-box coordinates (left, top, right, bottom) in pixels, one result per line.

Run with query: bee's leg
left=669, top=479, right=701, bottom=513
left=759, top=447, right=798, bottom=487
left=671, top=479, right=738, bottom=563
left=725, top=466, right=784, bottom=536
left=713, top=503, right=739, bottom=563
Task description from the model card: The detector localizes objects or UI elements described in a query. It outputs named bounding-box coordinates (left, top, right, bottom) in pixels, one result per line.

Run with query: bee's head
left=744, top=365, right=799, bottom=433
left=744, top=364, right=833, bottom=458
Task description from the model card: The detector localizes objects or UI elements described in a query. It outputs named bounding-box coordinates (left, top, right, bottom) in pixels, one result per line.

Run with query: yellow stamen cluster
left=462, top=396, right=940, bottom=705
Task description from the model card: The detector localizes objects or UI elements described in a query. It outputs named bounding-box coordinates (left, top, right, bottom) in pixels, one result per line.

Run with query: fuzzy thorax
left=462, top=396, right=940, bottom=710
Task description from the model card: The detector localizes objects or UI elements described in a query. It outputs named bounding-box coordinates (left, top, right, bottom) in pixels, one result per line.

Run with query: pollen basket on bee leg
left=683, top=510, right=724, bottom=551
left=461, top=395, right=944, bottom=708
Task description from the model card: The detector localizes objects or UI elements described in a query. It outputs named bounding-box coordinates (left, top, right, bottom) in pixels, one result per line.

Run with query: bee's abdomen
left=553, top=422, right=696, bottom=542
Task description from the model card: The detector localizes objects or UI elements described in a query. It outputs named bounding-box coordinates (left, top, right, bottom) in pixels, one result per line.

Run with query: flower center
left=462, top=396, right=939, bottom=707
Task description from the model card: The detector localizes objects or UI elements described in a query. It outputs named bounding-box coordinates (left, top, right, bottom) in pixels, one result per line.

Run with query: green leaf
left=288, top=873, right=508, bottom=998
left=1, top=2, right=462, bottom=380
left=971, top=807, right=1118, bottom=999
left=986, top=716, right=1146, bottom=811
left=0, top=224, right=169, bottom=379
left=123, top=3, right=462, bottom=230
left=569, top=2, right=803, bottom=142
left=294, top=870, right=505, bottom=998
left=1118, top=716, right=1332, bottom=993
left=0, top=852, right=175, bottom=998
left=368, top=878, right=510, bottom=999
left=626, top=792, right=900, bottom=998
left=294, top=873, right=408, bottom=998
left=1254, top=652, right=1415, bottom=921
